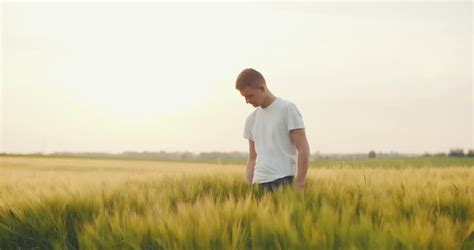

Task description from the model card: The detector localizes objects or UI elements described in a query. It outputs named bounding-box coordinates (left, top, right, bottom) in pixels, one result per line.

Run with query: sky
left=1, top=1, right=472, bottom=154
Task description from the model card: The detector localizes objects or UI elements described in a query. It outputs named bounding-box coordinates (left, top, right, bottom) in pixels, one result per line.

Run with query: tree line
left=1, top=149, right=472, bottom=161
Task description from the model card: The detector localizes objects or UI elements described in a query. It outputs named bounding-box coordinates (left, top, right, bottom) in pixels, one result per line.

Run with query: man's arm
left=246, top=140, right=257, bottom=184
left=290, top=128, right=310, bottom=188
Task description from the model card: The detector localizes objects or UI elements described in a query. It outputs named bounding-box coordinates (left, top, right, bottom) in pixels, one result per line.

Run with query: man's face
left=239, top=86, right=264, bottom=107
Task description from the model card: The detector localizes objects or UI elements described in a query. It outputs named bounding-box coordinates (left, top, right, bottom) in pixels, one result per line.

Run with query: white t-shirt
left=243, top=97, right=305, bottom=184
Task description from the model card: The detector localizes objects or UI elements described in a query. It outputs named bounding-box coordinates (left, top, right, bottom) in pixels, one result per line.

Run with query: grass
left=2, top=153, right=473, bottom=168
left=0, top=156, right=473, bottom=249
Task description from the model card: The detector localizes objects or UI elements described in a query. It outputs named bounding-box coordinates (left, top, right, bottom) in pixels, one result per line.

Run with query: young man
left=235, top=68, right=310, bottom=192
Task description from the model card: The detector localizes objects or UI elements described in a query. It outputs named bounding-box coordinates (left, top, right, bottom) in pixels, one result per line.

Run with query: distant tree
left=368, top=150, right=376, bottom=159
left=434, top=152, right=447, bottom=157
left=448, top=148, right=465, bottom=157
left=180, top=152, right=195, bottom=160
left=467, top=149, right=474, bottom=157
left=310, top=151, right=321, bottom=161
left=422, top=152, right=432, bottom=157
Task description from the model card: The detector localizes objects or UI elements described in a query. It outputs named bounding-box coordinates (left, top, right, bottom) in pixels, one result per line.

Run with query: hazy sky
left=2, top=1, right=472, bottom=154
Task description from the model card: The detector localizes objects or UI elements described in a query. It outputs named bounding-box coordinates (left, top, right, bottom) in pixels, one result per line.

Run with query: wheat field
left=0, top=156, right=473, bottom=249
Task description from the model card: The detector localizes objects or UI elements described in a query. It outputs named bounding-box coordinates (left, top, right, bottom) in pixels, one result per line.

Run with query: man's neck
left=261, top=95, right=276, bottom=109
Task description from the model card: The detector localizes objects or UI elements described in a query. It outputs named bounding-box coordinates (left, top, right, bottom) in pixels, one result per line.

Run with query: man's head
left=235, top=68, right=269, bottom=107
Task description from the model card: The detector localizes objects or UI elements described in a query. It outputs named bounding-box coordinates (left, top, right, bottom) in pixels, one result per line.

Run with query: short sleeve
left=243, top=115, right=254, bottom=140
left=286, top=103, right=305, bottom=131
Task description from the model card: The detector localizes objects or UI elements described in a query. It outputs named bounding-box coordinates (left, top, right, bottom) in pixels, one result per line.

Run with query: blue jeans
left=255, top=175, right=294, bottom=192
